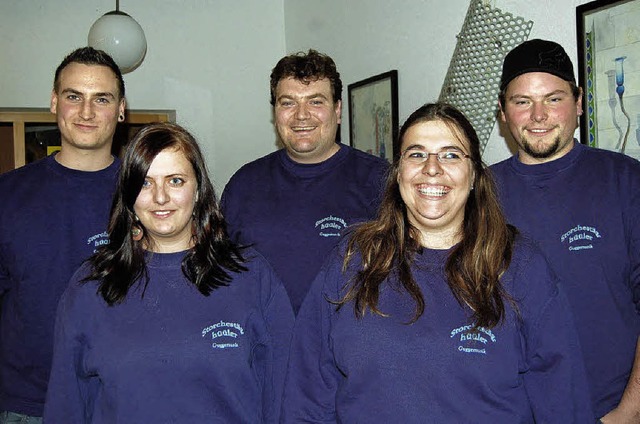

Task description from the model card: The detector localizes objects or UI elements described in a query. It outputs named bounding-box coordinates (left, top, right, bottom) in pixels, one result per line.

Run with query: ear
left=498, top=100, right=507, bottom=123
left=335, top=99, right=342, bottom=125
left=50, top=90, right=58, bottom=114
left=576, top=87, right=584, bottom=117
left=118, top=98, right=126, bottom=121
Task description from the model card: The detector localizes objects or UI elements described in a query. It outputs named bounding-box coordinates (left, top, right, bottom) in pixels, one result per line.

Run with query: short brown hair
left=269, top=49, right=342, bottom=106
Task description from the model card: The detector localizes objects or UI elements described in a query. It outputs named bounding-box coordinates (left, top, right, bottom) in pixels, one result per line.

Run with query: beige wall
left=0, top=0, right=592, bottom=186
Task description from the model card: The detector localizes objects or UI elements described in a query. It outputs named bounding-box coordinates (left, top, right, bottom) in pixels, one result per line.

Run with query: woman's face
left=134, top=147, right=198, bottom=253
left=397, top=120, right=475, bottom=248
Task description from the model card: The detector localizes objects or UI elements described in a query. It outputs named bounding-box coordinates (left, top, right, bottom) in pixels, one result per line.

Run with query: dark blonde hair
left=340, top=103, right=516, bottom=327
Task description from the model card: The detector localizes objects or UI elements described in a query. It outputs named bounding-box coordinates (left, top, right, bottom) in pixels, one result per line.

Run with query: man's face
left=50, top=63, right=125, bottom=155
left=274, top=77, right=342, bottom=164
left=500, top=72, right=582, bottom=164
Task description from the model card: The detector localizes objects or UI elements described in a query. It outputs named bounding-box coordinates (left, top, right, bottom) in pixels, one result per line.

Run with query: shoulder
left=344, top=144, right=388, bottom=165
left=488, top=156, right=515, bottom=180
left=503, top=234, right=558, bottom=299
left=226, top=150, right=281, bottom=185
left=342, top=145, right=389, bottom=174
left=58, top=263, right=104, bottom=315
left=234, top=247, right=284, bottom=291
left=572, top=146, right=640, bottom=201
left=332, top=146, right=389, bottom=195
left=240, top=247, right=276, bottom=274
left=581, top=144, right=640, bottom=175
left=0, top=156, right=49, bottom=187
left=237, top=246, right=294, bottom=314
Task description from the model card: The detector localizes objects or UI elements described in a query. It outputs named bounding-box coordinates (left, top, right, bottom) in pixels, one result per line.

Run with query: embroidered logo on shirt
left=201, top=320, right=244, bottom=349
left=314, top=215, right=348, bottom=237
left=559, top=224, right=601, bottom=252
left=87, top=231, right=109, bottom=253
left=450, top=324, right=497, bottom=355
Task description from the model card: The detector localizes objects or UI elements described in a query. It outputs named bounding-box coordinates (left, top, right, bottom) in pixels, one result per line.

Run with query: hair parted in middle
left=339, top=102, right=517, bottom=328
left=269, top=49, right=343, bottom=106
left=84, top=122, right=247, bottom=305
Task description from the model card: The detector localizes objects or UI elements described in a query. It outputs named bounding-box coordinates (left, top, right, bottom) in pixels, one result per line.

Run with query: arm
left=43, top=282, right=96, bottom=423
left=261, top=266, right=295, bottom=424
left=280, top=256, right=343, bottom=424
left=219, top=176, right=241, bottom=243
left=600, top=338, right=640, bottom=423
left=524, top=285, right=596, bottom=423
left=517, top=249, right=596, bottom=423
left=602, top=167, right=640, bottom=422
left=0, top=247, right=11, bottom=297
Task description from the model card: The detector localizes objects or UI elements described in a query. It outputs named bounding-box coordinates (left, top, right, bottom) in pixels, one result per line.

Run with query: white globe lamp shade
left=88, top=11, right=147, bottom=74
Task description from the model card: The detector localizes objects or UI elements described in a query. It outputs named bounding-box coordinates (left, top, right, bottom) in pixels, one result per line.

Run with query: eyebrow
left=403, top=144, right=464, bottom=151
left=60, top=88, right=117, bottom=99
left=507, top=89, right=569, bottom=101
left=277, top=92, right=329, bottom=102
left=144, top=172, right=190, bottom=180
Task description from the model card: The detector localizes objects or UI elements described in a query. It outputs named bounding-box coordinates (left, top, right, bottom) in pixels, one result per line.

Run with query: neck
left=518, top=139, right=575, bottom=165
left=287, top=142, right=340, bottom=164
left=55, top=147, right=114, bottom=171
left=417, top=228, right=461, bottom=250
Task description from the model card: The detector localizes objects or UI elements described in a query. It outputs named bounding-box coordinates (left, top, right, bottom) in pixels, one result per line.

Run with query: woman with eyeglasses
left=281, top=103, right=594, bottom=423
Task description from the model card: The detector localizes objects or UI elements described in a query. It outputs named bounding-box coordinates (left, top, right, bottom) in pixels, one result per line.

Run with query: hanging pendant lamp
left=88, top=0, right=147, bottom=73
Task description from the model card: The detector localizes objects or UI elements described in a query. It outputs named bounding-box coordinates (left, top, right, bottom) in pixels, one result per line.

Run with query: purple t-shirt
left=221, top=143, right=388, bottom=313
left=0, top=154, right=119, bottom=416
left=282, top=236, right=594, bottom=422
left=490, top=141, right=640, bottom=417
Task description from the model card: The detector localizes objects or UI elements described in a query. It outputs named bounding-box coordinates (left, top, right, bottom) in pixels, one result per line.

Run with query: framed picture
left=348, top=70, right=398, bottom=162
left=576, top=0, right=640, bottom=160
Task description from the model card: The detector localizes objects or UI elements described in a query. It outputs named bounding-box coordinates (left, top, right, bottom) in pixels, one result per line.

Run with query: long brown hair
left=85, top=122, right=247, bottom=305
left=339, top=103, right=516, bottom=327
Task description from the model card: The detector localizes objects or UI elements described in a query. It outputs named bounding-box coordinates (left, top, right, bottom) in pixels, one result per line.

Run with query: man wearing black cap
left=491, top=39, right=640, bottom=422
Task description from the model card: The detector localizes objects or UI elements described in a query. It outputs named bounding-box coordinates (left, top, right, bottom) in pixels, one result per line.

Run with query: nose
left=295, top=103, right=310, bottom=120
left=422, top=153, right=443, bottom=176
left=79, top=100, right=95, bottom=120
left=153, top=184, right=169, bottom=205
left=530, top=101, right=547, bottom=122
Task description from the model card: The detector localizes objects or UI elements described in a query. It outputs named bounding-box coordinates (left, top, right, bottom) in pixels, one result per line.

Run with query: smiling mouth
left=74, top=123, right=97, bottom=130
left=292, top=126, right=317, bottom=132
left=527, top=128, right=553, bottom=135
left=417, top=186, right=449, bottom=197
left=153, top=211, right=172, bottom=217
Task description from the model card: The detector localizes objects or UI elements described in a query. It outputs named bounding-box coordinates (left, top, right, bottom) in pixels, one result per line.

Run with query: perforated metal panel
left=438, top=0, right=533, bottom=154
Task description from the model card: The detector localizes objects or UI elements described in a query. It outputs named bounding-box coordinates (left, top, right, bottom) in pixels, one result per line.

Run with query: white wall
left=284, top=0, right=593, bottom=165
left=0, top=0, right=286, bottom=190
left=1, top=0, right=593, bottom=188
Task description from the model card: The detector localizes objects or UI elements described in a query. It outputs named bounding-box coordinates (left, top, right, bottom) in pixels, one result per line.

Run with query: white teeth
left=418, top=187, right=447, bottom=196
left=154, top=211, right=170, bottom=216
left=530, top=129, right=548, bottom=133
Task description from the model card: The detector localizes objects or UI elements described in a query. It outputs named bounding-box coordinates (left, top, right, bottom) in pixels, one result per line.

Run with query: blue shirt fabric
left=282, top=237, right=595, bottom=423
left=0, top=155, right=119, bottom=416
left=44, top=248, right=294, bottom=423
left=221, top=144, right=388, bottom=314
left=490, top=142, right=640, bottom=418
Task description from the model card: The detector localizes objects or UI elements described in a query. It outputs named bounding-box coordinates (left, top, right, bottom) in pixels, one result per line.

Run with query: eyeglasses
left=401, top=148, right=471, bottom=165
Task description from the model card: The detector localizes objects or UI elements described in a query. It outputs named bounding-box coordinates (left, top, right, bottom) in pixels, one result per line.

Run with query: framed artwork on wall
left=347, top=70, right=398, bottom=162
left=576, top=0, right=640, bottom=160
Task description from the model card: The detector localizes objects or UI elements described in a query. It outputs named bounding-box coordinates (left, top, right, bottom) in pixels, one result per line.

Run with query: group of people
left=0, top=36, right=637, bottom=424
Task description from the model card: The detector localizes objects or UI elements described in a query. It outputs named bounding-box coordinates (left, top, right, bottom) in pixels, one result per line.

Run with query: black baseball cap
left=500, top=39, right=575, bottom=90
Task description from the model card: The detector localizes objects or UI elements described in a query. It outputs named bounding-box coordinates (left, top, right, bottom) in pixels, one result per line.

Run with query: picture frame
left=576, top=0, right=640, bottom=160
left=348, top=70, right=398, bottom=162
